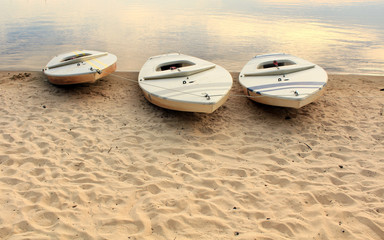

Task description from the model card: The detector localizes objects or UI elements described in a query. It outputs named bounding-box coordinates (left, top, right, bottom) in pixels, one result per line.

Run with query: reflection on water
left=0, top=0, right=383, bottom=75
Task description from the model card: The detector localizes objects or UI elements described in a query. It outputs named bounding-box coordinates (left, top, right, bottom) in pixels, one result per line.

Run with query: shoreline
left=2, top=69, right=384, bottom=77
left=0, top=71, right=383, bottom=239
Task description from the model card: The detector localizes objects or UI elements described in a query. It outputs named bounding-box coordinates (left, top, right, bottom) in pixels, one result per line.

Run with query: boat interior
left=157, top=60, right=195, bottom=71
left=258, top=59, right=296, bottom=69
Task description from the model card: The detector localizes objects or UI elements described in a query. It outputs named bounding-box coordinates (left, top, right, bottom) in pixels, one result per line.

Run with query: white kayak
left=239, top=53, right=328, bottom=108
left=43, top=50, right=117, bottom=85
left=138, top=53, right=233, bottom=113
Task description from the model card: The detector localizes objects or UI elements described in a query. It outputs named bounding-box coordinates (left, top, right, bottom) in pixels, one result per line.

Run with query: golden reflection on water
left=203, top=13, right=382, bottom=71
left=0, top=0, right=383, bottom=74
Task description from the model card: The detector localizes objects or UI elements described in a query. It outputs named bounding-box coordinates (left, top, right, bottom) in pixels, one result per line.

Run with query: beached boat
left=138, top=53, right=233, bottom=113
left=43, top=50, right=117, bottom=85
left=239, top=53, right=328, bottom=108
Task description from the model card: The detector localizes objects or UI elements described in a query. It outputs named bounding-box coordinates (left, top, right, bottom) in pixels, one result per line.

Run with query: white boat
left=43, top=50, right=117, bottom=85
left=138, top=53, right=233, bottom=113
left=239, top=53, right=328, bottom=108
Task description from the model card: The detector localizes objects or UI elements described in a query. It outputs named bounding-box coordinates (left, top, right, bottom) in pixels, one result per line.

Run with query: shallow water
left=1, top=0, right=383, bottom=75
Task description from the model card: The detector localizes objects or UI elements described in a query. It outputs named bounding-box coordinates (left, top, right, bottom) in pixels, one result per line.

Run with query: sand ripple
left=0, top=72, right=383, bottom=239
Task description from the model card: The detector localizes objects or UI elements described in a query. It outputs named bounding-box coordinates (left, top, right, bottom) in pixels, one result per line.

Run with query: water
left=1, top=0, right=384, bottom=75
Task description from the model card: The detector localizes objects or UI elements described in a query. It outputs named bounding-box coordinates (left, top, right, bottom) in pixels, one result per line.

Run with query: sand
left=0, top=71, right=383, bottom=240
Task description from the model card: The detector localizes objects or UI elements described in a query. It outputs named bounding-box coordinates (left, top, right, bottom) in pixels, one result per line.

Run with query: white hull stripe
left=251, top=86, right=322, bottom=94
left=247, top=81, right=326, bottom=92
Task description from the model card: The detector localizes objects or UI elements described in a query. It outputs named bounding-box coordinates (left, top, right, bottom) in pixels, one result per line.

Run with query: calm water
left=1, top=0, right=384, bottom=75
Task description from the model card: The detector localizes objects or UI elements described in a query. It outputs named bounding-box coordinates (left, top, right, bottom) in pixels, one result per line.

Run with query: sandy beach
left=0, top=71, right=383, bottom=240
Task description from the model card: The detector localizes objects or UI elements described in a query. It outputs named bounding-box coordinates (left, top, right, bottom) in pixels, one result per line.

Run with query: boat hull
left=45, top=62, right=116, bottom=85
left=43, top=50, right=117, bottom=85
left=239, top=53, right=327, bottom=108
left=243, top=85, right=326, bottom=108
left=138, top=53, right=233, bottom=113
left=141, top=88, right=231, bottom=113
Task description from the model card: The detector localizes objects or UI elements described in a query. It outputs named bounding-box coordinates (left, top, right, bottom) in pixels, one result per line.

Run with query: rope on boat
left=110, top=73, right=217, bottom=99
left=109, top=73, right=313, bottom=100
left=109, top=73, right=384, bottom=100
left=109, top=73, right=268, bottom=99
